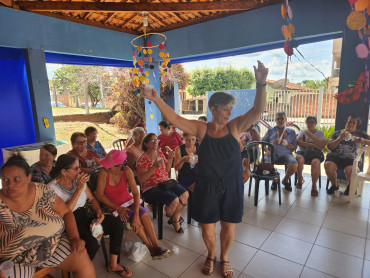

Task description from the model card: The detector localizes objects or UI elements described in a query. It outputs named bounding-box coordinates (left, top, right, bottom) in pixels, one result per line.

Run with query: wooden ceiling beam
left=33, top=11, right=138, bottom=34
left=16, top=1, right=260, bottom=12
left=102, top=12, right=115, bottom=24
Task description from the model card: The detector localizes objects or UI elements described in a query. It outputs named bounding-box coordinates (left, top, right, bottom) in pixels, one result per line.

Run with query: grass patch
left=54, top=122, right=129, bottom=151
left=52, top=107, right=111, bottom=116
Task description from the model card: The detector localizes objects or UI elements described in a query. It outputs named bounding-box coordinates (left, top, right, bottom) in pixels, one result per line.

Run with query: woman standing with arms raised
left=140, top=61, right=268, bottom=277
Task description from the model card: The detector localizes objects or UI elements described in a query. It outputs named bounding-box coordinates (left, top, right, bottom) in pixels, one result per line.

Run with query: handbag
left=256, top=162, right=276, bottom=176
left=158, top=179, right=178, bottom=191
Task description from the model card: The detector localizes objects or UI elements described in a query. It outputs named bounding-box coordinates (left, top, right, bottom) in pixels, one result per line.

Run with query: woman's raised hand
left=141, top=85, right=158, bottom=101
left=77, top=173, right=89, bottom=191
left=253, top=60, right=268, bottom=85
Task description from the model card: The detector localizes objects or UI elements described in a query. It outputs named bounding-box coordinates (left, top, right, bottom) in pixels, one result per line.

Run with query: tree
left=108, top=68, right=145, bottom=129
left=298, top=79, right=328, bottom=89
left=160, top=64, right=190, bottom=99
left=187, top=66, right=254, bottom=96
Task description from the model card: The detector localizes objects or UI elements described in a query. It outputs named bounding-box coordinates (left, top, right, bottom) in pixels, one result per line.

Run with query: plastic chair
left=349, top=146, right=370, bottom=201
left=112, top=139, right=127, bottom=150
left=247, top=141, right=281, bottom=206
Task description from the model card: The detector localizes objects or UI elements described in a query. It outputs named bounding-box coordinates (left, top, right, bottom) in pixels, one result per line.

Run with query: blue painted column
left=145, top=61, right=162, bottom=135
left=336, top=28, right=369, bottom=132
left=24, top=48, right=56, bottom=142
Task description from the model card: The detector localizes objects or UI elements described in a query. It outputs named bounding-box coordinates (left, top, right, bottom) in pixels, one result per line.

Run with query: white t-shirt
left=48, top=179, right=87, bottom=212
left=297, top=129, right=325, bottom=152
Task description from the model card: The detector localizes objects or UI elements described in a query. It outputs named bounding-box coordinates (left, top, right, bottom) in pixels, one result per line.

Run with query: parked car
left=51, top=102, right=67, bottom=107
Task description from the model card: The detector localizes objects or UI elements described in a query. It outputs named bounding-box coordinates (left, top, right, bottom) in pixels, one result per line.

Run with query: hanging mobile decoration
left=281, top=0, right=299, bottom=56
left=335, top=0, right=369, bottom=105
left=131, top=11, right=172, bottom=90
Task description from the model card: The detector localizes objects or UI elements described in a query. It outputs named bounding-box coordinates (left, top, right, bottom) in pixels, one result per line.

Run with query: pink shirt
left=158, top=132, right=183, bottom=159
left=104, top=167, right=133, bottom=205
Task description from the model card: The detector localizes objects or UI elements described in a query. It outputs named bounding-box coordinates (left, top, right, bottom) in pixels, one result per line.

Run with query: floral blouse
left=136, top=151, right=169, bottom=192
left=0, top=184, right=65, bottom=266
left=30, top=162, right=54, bottom=184
left=87, top=141, right=106, bottom=159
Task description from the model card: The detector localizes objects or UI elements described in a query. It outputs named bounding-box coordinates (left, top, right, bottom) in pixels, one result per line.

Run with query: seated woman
left=30, top=143, right=57, bottom=184
left=158, top=120, right=183, bottom=158
left=325, top=115, right=370, bottom=195
left=240, top=125, right=261, bottom=184
left=296, top=116, right=326, bottom=196
left=125, top=122, right=146, bottom=149
left=85, top=126, right=107, bottom=159
left=125, top=127, right=145, bottom=173
left=174, top=133, right=199, bottom=192
left=96, top=150, right=170, bottom=259
left=67, top=132, right=100, bottom=174
left=0, top=155, right=95, bottom=278
left=136, top=133, right=189, bottom=233
left=48, top=154, right=131, bottom=277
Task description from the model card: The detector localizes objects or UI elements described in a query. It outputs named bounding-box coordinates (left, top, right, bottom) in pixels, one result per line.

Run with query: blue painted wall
left=0, top=47, right=36, bottom=165
left=206, top=90, right=256, bottom=122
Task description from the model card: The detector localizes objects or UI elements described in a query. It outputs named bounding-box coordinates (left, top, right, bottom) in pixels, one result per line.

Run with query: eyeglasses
left=150, top=139, right=158, bottom=143
left=276, top=117, right=285, bottom=121
left=67, top=165, right=80, bottom=171
left=75, top=140, right=87, bottom=145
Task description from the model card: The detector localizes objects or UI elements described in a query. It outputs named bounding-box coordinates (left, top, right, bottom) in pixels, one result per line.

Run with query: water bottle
left=189, top=154, right=198, bottom=169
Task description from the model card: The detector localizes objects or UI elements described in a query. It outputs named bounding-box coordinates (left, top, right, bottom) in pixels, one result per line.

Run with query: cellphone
left=165, top=146, right=172, bottom=152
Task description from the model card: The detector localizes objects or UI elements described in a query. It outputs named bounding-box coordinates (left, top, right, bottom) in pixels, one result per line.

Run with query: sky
left=47, top=39, right=334, bottom=84
left=182, top=39, right=333, bottom=84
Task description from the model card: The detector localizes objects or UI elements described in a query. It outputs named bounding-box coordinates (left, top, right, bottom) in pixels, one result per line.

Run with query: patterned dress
left=0, top=183, right=71, bottom=277
left=30, top=162, right=54, bottom=184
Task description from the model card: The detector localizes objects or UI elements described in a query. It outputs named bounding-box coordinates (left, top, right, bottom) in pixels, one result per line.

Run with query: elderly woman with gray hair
left=140, top=61, right=268, bottom=278
left=125, top=127, right=145, bottom=172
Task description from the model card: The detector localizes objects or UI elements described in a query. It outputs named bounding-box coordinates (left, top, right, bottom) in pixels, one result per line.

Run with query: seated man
left=325, top=115, right=370, bottom=195
left=262, top=112, right=298, bottom=191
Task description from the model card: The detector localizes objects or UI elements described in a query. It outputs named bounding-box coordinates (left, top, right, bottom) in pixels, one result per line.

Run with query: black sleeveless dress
left=192, top=124, right=244, bottom=223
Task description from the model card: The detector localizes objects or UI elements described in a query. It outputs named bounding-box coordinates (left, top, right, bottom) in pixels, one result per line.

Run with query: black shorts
left=325, top=153, right=353, bottom=169
left=296, top=151, right=324, bottom=164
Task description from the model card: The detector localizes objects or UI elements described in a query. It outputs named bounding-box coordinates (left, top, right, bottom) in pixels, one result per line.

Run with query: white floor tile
left=234, top=222, right=271, bottom=248
left=323, top=213, right=368, bottom=238
left=243, top=250, right=303, bottom=278
left=169, top=225, right=209, bottom=254
left=274, top=217, right=321, bottom=243
left=365, top=239, right=370, bottom=261
left=131, top=262, right=170, bottom=278
left=242, top=209, right=282, bottom=231
left=315, top=228, right=366, bottom=258
left=293, top=195, right=331, bottom=212
left=286, top=205, right=326, bottom=226
left=261, top=232, right=312, bottom=264
left=363, top=259, right=370, bottom=278
left=328, top=202, right=369, bottom=222
left=300, top=267, right=336, bottom=278
left=306, top=245, right=363, bottom=278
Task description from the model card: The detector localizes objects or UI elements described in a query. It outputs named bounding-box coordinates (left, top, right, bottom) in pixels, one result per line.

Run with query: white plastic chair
left=349, top=146, right=370, bottom=201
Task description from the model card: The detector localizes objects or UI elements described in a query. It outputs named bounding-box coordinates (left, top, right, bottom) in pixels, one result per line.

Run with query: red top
left=67, top=149, right=100, bottom=168
left=158, top=132, right=183, bottom=158
left=136, top=151, right=169, bottom=192
left=104, top=167, right=133, bottom=206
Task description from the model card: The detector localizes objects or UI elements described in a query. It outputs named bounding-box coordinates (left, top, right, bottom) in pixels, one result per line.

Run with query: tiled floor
left=53, top=172, right=370, bottom=278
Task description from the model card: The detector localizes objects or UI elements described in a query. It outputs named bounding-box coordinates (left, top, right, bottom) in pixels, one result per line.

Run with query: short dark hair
left=276, top=112, right=287, bottom=118
left=306, top=115, right=317, bottom=124
left=50, top=154, right=78, bottom=179
left=158, top=121, right=170, bottom=129
left=208, top=92, right=236, bottom=110
left=42, top=143, right=57, bottom=156
left=198, top=116, right=207, bottom=122
left=1, top=154, right=31, bottom=176
left=142, top=133, right=156, bottom=152
left=70, top=132, right=86, bottom=144
left=346, top=115, right=361, bottom=128
left=84, top=126, right=97, bottom=136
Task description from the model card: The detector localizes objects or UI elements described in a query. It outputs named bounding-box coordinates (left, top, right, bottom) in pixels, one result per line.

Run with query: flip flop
left=107, top=265, right=132, bottom=278
left=202, top=257, right=216, bottom=275
left=220, top=260, right=233, bottom=278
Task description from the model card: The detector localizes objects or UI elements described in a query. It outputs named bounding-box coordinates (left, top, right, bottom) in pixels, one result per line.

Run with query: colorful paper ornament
left=288, top=23, right=295, bottom=34
left=346, top=11, right=366, bottom=30
left=356, top=43, right=369, bottom=58
left=159, top=44, right=164, bottom=50
left=148, top=49, right=153, bottom=55
left=284, top=41, right=293, bottom=56
left=147, top=42, right=152, bottom=47
left=287, top=5, right=293, bottom=19
left=355, top=0, right=368, bottom=11
left=281, top=4, right=287, bottom=20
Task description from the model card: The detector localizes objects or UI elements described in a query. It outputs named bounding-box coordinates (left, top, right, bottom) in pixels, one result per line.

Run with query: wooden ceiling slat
left=16, top=1, right=259, bottom=12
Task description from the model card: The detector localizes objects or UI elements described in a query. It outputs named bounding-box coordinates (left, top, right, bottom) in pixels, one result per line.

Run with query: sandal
left=107, top=265, right=132, bottom=278
left=202, top=257, right=216, bottom=275
left=220, top=260, right=233, bottom=278
left=295, top=181, right=304, bottom=189
left=167, top=216, right=184, bottom=225
left=168, top=217, right=184, bottom=233
left=311, top=188, right=318, bottom=197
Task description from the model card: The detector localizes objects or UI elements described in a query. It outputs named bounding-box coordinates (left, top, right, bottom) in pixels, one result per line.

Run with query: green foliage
left=160, top=64, right=189, bottom=99
left=107, top=68, right=145, bottom=129
left=298, top=79, right=328, bottom=89
left=187, top=66, right=254, bottom=96
left=317, top=125, right=335, bottom=153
